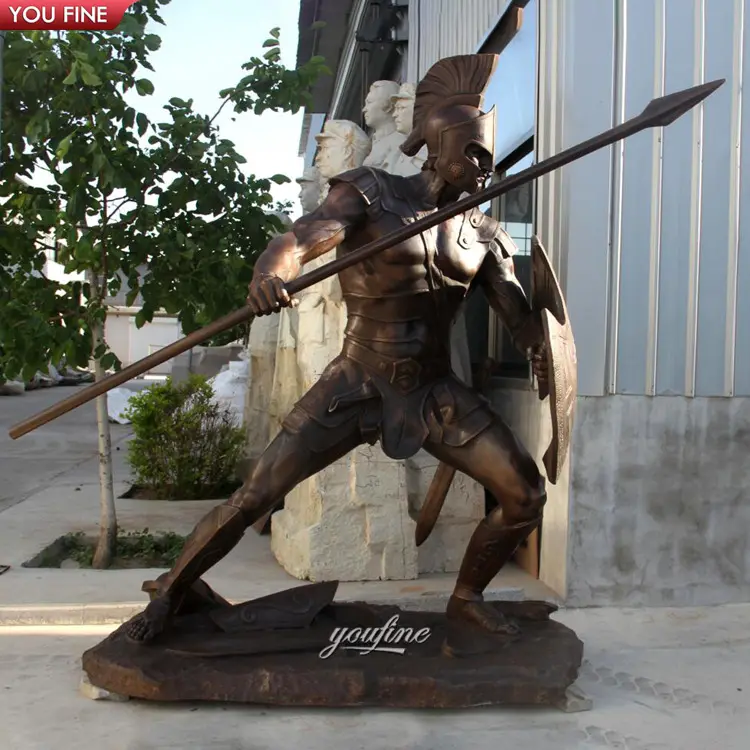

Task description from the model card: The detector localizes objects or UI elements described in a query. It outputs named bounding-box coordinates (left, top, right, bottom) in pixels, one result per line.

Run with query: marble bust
left=295, top=166, right=323, bottom=214
left=361, top=80, right=405, bottom=173
left=390, top=83, right=427, bottom=177
left=314, top=119, right=372, bottom=201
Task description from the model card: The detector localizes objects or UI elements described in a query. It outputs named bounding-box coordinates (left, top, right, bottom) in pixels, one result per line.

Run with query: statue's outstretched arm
left=253, top=183, right=367, bottom=283
left=248, top=183, right=367, bottom=316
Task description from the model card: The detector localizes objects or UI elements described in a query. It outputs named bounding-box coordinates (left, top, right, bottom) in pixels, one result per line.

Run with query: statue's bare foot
left=125, top=594, right=174, bottom=643
left=446, top=595, right=520, bottom=635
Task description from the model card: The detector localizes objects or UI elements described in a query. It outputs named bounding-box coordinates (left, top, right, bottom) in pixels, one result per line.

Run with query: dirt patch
left=23, top=530, right=187, bottom=569
left=119, top=481, right=241, bottom=501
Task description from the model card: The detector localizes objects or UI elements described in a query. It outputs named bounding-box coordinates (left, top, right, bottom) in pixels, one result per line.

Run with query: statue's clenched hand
left=247, top=274, right=299, bottom=316
left=528, top=342, right=548, bottom=386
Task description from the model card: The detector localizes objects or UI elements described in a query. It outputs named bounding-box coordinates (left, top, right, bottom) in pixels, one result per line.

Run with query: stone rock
left=60, top=558, right=81, bottom=569
left=79, top=673, right=129, bottom=702
left=555, top=684, right=594, bottom=713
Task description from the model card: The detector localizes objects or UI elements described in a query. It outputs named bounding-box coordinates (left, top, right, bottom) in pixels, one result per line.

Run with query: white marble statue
left=314, top=119, right=371, bottom=201
left=243, top=210, right=293, bottom=468
left=296, top=165, right=323, bottom=214
left=268, top=124, right=372, bottom=445
left=361, top=80, right=405, bottom=173
left=390, top=83, right=428, bottom=176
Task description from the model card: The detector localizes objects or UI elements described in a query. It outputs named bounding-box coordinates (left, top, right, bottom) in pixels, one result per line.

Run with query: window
left=466, top=0, right=537, bottom=381
left=491, top=145, right=534, bottom=378
left=466, top=147, right=534, bottom=381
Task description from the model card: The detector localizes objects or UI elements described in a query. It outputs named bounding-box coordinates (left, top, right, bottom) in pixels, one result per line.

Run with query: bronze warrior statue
left=127, top=53, right=550, bottom=642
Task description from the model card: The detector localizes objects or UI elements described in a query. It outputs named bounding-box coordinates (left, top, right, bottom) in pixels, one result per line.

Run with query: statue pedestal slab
left=82, top=582, right=583, bottom=709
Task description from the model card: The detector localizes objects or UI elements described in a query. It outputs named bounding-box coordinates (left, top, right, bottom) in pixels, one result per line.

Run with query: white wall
left=105, top=312, right=182, bottom=374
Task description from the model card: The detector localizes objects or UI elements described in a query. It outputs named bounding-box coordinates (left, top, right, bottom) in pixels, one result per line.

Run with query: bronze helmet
left=401, top=54, right=498, bottom=194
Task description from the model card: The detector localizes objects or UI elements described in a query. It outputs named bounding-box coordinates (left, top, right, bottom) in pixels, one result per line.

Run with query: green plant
left=125, top=375, right=245, bottom=500
left=115, top=528, right=187, bottom=565
left=52, top=529, right=187, bottom=567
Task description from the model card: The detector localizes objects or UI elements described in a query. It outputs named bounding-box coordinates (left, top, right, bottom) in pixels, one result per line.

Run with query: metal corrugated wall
left=406, top=0, right=510, bottom=80
left=537, top=0, right=750, bottom=397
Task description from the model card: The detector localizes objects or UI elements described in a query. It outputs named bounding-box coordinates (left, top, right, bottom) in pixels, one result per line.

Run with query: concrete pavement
left=2, top=603, right=749, bottom=749
left=0, top=385, right=133, bottom=513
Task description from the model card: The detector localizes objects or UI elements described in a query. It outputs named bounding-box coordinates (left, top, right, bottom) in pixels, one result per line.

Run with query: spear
left=8, top=78, right=724, bottom=440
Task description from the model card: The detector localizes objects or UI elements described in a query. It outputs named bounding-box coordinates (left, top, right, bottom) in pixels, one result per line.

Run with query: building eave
left=296, top=0, right=357, bottom=114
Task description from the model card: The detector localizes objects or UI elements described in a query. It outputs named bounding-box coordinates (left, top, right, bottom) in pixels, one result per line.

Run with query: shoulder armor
left=328, top=167, right=381, bottom=206
left=494, top=225, right=519, bottom=258
left=459, top=208, right=519, bottom=258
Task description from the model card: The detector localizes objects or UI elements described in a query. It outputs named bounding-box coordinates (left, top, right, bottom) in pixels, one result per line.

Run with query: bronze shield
left=531, top=236, right=577, bottom=484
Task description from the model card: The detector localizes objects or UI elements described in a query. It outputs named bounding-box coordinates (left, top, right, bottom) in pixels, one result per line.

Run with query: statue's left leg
left=423, top=414, right=546, bottom=634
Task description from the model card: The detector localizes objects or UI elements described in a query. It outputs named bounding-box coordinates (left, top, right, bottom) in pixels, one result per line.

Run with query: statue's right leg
left=126, top=407, right=364, bottom=642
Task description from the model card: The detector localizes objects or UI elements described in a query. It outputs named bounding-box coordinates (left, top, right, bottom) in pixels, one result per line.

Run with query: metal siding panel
left=413, top=0, right=508, bottom=77
left=559, top=0, right=616, bottom=396
left=615, top=0, right=662, bottom=395
left=695, top=0, right=740, bottom=395
left=723, top=0, right=745, bottom=397
left=735, top=1, right=750, bottom=395
left=682, top=0, right=706, bottom=398
left=606, top=0, right=626, bottom=395
left=655, top=2, right=699, bottom=395
left=646, top=0, right=667, bottom=395
left=535, top=0, right=565, bottom=271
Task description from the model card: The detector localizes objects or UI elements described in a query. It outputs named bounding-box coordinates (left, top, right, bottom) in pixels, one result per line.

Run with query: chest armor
left=329, top=166, right=517, bottom=302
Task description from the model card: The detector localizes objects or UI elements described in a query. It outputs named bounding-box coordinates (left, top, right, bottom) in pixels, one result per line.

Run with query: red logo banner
left=0, top=1, right=136, bottom=30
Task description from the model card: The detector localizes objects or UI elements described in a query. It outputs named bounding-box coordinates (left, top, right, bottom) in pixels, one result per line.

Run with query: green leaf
left=269, top=174, right=290, bottom=185
left=269, top=27, right=280, bottom=39
left=62, top=64, right=79, bottom=85
left=135, top=78, right=155, bottom=96
left=144, top=34, right=162, bottom=51
left=117, top=13, right=144, bottom=38
left=263, top=48, right=281, bottom=61
left=125, top=287, right=140, bottom=307
left=262, top=38, right=279, bottom=48
left=215, top=140, right=235, bottom=156
left=80, top=65, right=102, bottom=86
left=56, top=133, right=75, bottom=160
left=169, top=97, right=188, bottom=108
left=136, top=112, right=148, bottom=137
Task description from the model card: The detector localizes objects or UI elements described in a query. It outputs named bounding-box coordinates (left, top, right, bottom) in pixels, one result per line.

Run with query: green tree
left=0, top=1, right=328, bottom=566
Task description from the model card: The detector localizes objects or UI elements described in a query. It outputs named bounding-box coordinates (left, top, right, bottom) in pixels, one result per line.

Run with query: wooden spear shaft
left=8, top=78, right=723, bottom=440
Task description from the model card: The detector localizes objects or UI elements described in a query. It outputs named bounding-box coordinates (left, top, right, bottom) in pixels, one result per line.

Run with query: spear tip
left=642, top=78, right=725, bottom=127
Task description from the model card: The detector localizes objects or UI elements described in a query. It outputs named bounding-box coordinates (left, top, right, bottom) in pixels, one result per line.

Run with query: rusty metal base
left=82, top=583, right=583, bottom=709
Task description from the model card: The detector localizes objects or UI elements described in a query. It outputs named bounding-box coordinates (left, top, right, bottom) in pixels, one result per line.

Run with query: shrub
left=125, top=375, right=245, bottom=500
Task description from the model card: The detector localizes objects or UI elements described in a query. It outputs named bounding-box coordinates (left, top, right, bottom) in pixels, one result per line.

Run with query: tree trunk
left=91, top=319, right=117, bottom=569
